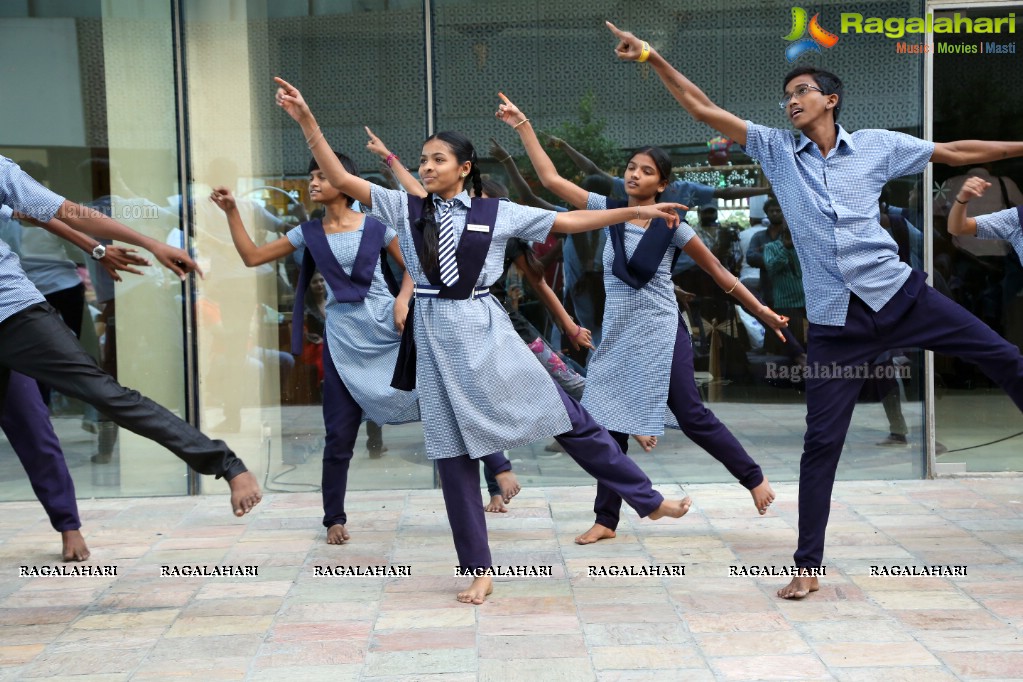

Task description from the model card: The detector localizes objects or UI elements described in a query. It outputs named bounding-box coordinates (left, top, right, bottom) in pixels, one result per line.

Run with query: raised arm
left=53, top=200, right=199, bottom=280
left=606, top=22, right=748, bottom=146
left=274, top=77, right=374, bottom=208
left=489, top=138, right=559, bottom=210
left=209, top=187, right=297, bottom=266
left=947, top=177, right=990, bottom=236
left=552, top=202, right=685, bottom=234
left=497, top=93, right=589, bottom=209
left=365, top=126, right=427, bottom=198
left=544, top=134, right=611, bottom=179
left=932, top=141, right=1023, bottom=167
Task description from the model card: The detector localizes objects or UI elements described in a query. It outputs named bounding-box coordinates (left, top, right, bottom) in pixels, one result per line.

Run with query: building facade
left=1, top=0, right=1020, bottom=502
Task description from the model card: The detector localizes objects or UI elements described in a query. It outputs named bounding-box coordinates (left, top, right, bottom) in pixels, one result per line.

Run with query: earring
left=461, top=173, right=467, bottom=177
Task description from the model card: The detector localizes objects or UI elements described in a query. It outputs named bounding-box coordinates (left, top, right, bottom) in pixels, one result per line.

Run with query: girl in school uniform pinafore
left=370, top=181, right=685, bottom=598
left=579, top=193, right=774, bottom=541
left=212, top=170, right=517, bottom=545
left=497, top=95, right=786, bottom=544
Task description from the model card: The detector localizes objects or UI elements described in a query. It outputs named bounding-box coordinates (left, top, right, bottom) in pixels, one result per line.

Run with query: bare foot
left=574, top=523, right=616, bottom=545
left=485, top=495, right=508, bottom=513
left=750, top=477, right=775, bottom=515
left=648, top=497, right=692, bottom=520
left=494, top=470, right=520, bottom=503
left=61, top=530, right=90, bottom=562
left=456, top=575, right=493, bottom=605
left=777, top=573, right=820, bottom=599
left=326, top=524, right=350, bottom=544
left=228, top=471, right=262, bottom=517
left=632, top=434, right=657, bottom=452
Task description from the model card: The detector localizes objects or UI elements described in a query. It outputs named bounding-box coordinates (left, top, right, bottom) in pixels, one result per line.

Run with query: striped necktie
left=437, top=198, right=459, bottom=286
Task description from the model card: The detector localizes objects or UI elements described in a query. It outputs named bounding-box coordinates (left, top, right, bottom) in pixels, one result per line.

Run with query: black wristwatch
left=91, top=244, right=107, bottom=261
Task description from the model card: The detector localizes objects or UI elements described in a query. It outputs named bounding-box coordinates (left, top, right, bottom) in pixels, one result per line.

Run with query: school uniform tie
left=437, top=199, right=459, bottom=286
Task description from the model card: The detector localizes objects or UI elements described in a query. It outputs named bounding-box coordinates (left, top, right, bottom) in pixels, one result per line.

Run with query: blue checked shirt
left=975, top=208, right=1023, bottom=262
left=743, top=123, right=933, bottom=326
left=0, top=156, right=66, bottom=324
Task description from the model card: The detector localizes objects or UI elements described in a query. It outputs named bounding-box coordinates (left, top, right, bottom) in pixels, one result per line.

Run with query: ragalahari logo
left=784, top=7, right=840, bottom=61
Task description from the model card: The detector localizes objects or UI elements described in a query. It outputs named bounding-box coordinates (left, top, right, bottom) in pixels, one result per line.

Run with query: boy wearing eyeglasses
left=606, top=21, right=1023, bottom=600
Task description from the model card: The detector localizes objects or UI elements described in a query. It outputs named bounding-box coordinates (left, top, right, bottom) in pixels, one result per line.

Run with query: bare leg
left=457, top=575, right=493, bottom=605
left=228, top=471, right=262, bottom=517
left=485, top=495, right=507, bottom=513
left=778, top=570, right=820, bottom=599
left=574, top=523, right=616, bottom=545
left=648, top=498, right=692, bottom=520
left=494, top=470, right=520, bottom=503
left=61, top=530, right=90, bottom=562
left=326, top=524, right=350, bottom=544
left=632, top=434, right=657, bottom=451
left=750, top=476, right=776, bottom=515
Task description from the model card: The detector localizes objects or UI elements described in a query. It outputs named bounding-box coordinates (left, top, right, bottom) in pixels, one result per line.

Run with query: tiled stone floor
left=1, top=477, right=1022, bottom=680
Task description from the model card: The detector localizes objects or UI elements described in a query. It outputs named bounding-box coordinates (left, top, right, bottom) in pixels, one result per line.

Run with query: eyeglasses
left=779, top=84, right=824, bottom=109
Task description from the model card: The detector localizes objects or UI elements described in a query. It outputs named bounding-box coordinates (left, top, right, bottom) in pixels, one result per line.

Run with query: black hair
left=418, top=131, right=483, bottom=273
left=626, top=147, right=674, bottom=200
left=480, top=178, right=508, bottom=199
left=580, top=173, right=613, bottom=196
left=782, top=66, right=843, bottom=122
left=763, top=197, right=781, bottom=211
left=308, top=151, right=359, bottom=207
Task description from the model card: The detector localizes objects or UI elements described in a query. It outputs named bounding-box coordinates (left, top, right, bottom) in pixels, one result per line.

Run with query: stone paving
left=1, top=477, right=1022, bottom=680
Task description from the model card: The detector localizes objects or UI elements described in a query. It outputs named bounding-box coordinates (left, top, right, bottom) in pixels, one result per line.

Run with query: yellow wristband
left=637, top=41, right=651, bottom=63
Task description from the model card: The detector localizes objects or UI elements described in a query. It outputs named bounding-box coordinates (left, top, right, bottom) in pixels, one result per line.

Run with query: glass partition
left=0, top=0, right=189, bottom=499
left=13, top=0, right=1003, bottom=508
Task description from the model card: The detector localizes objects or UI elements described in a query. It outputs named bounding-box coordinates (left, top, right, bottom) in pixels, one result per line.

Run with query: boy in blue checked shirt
left=948, top=176, right=1023, bottom=261
left=0, top=156, right=262, bottom=518
left=607, top=22, right=1023, bottom=599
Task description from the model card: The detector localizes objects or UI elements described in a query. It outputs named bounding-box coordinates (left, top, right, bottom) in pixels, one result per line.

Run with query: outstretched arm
left=365, top=126, right=427, bottom=198
left=53, top=200, right=199, bottom=280
left=932, top=140, right=1023, bottom=167
left=14, top=212, right=151, bottom=282
left=947, top=177, right=990, bottom=236
left=497, top=93, right=589, bottom=209
left=274, top=77, right=374, bottom=208
left=209, top=187, right=297, bottom=266
left=544, top=134, right=611, bottom=179
left=552, top=202, right=685, bottom=234
left=489, top=138, right=559, bottom=210
left=513, top=252, right=593, bottom=351
left=606, top=22, right=748, bottom=146
left=685, top=237, right=789, bottom=341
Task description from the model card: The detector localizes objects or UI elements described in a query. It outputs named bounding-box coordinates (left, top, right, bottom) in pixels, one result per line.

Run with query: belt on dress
left=414, top=284, right=491, bottom=300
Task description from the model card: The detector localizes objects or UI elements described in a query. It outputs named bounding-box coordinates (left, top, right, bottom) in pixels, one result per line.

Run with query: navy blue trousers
left=1, top=371, right=80, bottom=532
left=796, top=270, right=1023, bottom=568
left=440, top=382, right=665, bottom=573
left=593, top=318, right=765, bottom=530
left=322, top=339, right=510, bottom=529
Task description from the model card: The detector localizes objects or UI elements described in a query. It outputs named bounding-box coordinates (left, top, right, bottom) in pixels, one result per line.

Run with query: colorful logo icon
left=784, top=7, right=840, bottom=62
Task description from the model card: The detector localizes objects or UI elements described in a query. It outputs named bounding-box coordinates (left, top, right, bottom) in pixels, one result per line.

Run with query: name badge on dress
left=466, top=223, right=491, bottom=233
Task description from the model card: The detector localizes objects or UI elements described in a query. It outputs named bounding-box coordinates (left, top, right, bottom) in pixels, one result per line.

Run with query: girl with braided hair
left=275, top=77, right=692, bottom=605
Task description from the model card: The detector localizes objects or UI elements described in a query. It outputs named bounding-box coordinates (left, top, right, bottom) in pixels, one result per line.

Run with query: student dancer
left=365, top=131, right=595, bottom=513
left=275, top=77, right=691, bottom=604
left=0, top=156, right=262, bottom=517
left=211, top=152, right=521, bottom=542
left=1, top=206, right=151, bottom=560
left=948, top=176, right=1023, bottom=260
left=498, top=94, right=785, bottom=545
left=604, top=22, right=1023, bottom=598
